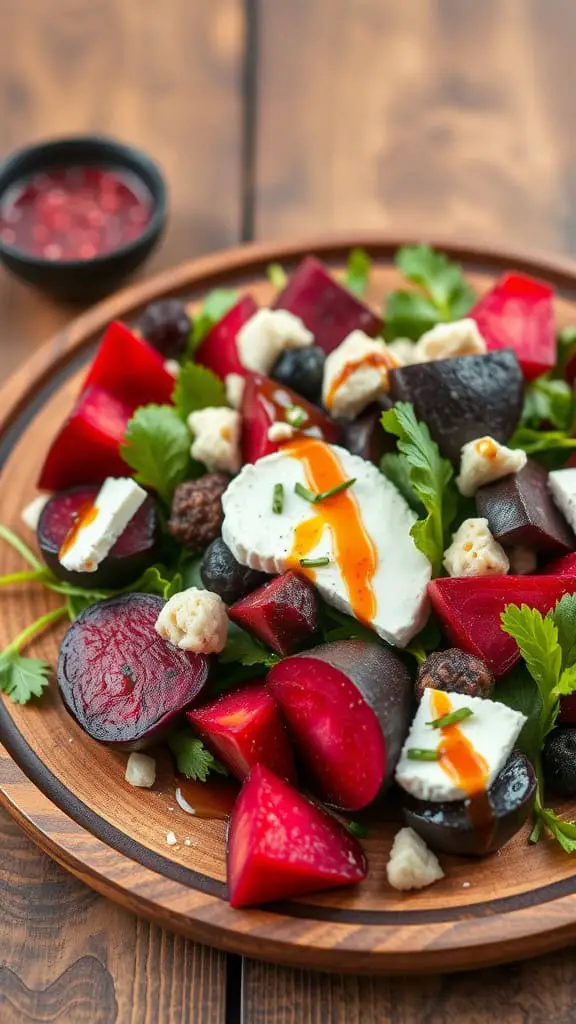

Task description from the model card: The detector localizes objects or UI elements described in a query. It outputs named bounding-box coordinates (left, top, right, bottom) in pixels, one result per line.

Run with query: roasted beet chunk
left=138, top=299, right=191, bottom=359
left=228, top=571, right=319, bottom=656
left=200, top=538, right=266, bottom=604
left=38, top=485, right=158, bottom=589
left=476, top=460, right=575, bottom=555
left=57, top=593, right=210, bottom=749
left=415, top=649, right=494, bottom=702
left=339, top=395, right=395, bottom=465
left=168, top=474, right=229, bottom=552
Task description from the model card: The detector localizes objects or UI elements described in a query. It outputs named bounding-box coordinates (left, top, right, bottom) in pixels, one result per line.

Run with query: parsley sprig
left=385, top=245, right=475, bottom=341
left=168, top=729, right=228, bottom=782
left=0, top=605, right=67, bottom=704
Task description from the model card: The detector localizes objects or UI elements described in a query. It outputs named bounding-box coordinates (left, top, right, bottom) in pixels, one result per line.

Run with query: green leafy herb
left=188, top=289, right=239, bottom=354
left=343, top=248, right=371, bottom=297
left=272, top=483, right=284, bottom=514
left=551, top=593, right=576, bottom=670
left=121, top=404, right=192, bottom=506
left=509, top=427, right=576, bottom=465
left=319, top=604, right=380, bottom=646
left=385, top=245, right=475, bottom=341
left=300, top=556, right=330, bottom=568
left=294, top=479, right=355, bottom=504
left=381, top=402, right=457, bottom=575
left=427, top=707, right=473, bottom=729
left=556, top=326, right=576, bottom=376
left=0, top=525, right=42, bottom=570
left=500, top=605, right=561, bottom=721
left=536, top=806, right=576, bottom=853
left=267, top=263, right=287, bottom=290
left=172, top=363, right=227, bottom=421
left=180, top=556, right=204, bottom=590
left=347, top=820, right=369, bottom=838
left=130, top=565, right=183, bottom=600
left=0, top=605, right=67, bottom=704
left=219, top=621, right=279, bottom=668
left=168, top=729, right=227, bottom=782
left=407, top=748, right=440, bottom=761
left=520, top=375, right=575, bottom=433
left=380, top=453, right=423, bottom=513
left=285, top=405, right=307, bottom=428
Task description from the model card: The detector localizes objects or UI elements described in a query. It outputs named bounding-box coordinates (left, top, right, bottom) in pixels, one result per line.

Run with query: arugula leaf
left=343, top=248, right=371, bottom=297
left=130, top=565, right=183, bottom=600
left=219, top=622, right=279, bottom=667
left=168, top=729, right=227, bottom=781
left=172, top=363, right=227, bottom=421
left=381, top=402, right=457, bottom=575
left=0, top=652, right=51, bottom=704
left=267, top=263, right=287, bottom=290
left=521, top=376, right=575, bottom=432
left=121, top=405, right=192, bottom=506
left=380, top=453, right=423, bottom=513
left=493, top=664, right=544, bottom=762
left=385, top=246, right=475, bottom=340
left=188, top=289, right=239, bottom=354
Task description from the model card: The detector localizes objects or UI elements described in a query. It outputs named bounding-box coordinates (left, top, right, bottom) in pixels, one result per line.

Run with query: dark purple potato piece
left=57, top=593, right=210, bottom=750
left=267, top=639, right=412, bottom=811
left=389, top=350, right=524, bottom=462
left=38, top=485, right=158, bottom=589
left=476, top=460, right=575, bottom=555
left=339, top=395, right=395, bottom=466
left=402, top=750, right=536, bottom=857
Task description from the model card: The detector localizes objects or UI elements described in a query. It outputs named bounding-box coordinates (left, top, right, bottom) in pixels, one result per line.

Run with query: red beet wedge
left=227, top=764, right=367, bottom=908
left=241, top=372, right=339, bottom=464
left=543, top=552, right=576, bottom=576
left=81, top=321, right=175, bottom=407
left=267, top=640, right=412, bottom=811
left=38, top=386, right=132, bottom=491
left=429, top=575, right=576, bottom=678
left=273, top=256, right=382, bottom=354
left=57, top=594, right=210, bottom=749
left=187, top=683, right=297, bottom=783
left=38, top=485, right=158, bottom=589
left=475, top=460, right=575, bottom=555
left=470, top=271, right=556, bottom=381
left=195, top=296, right=258, bottom=378
left=228, top=572, right=319, bottom=657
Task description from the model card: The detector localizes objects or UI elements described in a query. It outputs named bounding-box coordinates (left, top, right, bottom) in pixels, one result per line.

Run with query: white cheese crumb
left=456, top=436, right=527, bottom=497
left=155, top=587, right=228, bottom=653
left=188, top=406, right=241, bottom=474
left=164, top=358, right=181, bottom=378
left=184, top=838, right=192, bottom=847
left=548, top=468, right=576, bottom=533
left=322, top=330, right=398, bottom=419
left=166, top=831, right=178, bottom=846
left=387, top=338, right=419, bottom=365
left=386, top=827, right=444, bottom=891
left=462, top=881, right=471, bottom=888
left=225, top=373, right=246, bottom=410
left=414, top=318, right=487, bottom=362
left=59, top=477, right=147, bottom=573
left=443, top=518, right=509, bottom=577
left=267, top=422, right=296, bottom=443
left=237, top=308, right=313, bottom=374
left=21, top=494, right=49, bottom=531
left=508, top=545, right=538, bottom=575
left=125, top=752, right=156, bottom=789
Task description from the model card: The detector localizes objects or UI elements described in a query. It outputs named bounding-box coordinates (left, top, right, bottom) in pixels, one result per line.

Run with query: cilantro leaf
left=343, top=248, right=371, bottom=297
left=121, top=405, right=192, bottom=506
left=168, top=729, right=227, bottom=782
left=219, top=622, right=279, bottom=667
left=267, top=263, right=287, bottom=290
left=384, top=291, right=440, bottom=341
left=520, top=376, right=575, bottom=432
left=188, top=289, right=239, bottom=355
left=381, top=402, right=457, bottom=575
left=380, top=453, right=423, bottom=513
left=500, top=604, right=561, bottom=723
left=552, top=663, right=576, bottom=698
left=551, top=593, right=576, bottom=670
left=0, top=651, right=51, bottom=704
left=385, top=246, right=475, bottom=340
left=172, top=363, right=227, bottom=421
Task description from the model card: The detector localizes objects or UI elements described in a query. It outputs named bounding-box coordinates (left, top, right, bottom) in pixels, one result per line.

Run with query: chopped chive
left=299, top=556, right=330, bottom=568
left=406, top=747, right=440, bottom=761
left=272, top=483, right=284, bottom=514
left=294, top=482, right=318, bottom=503
left=347, top=820, right=369, bottom=838
left=427, top=707, right=473, bottom=729
left=286, top=404, right=307, bottom=428
left=294, top=478, right=356, bottom=504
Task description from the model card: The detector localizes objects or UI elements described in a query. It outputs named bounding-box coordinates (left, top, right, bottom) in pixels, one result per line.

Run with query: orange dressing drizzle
left=58, top=501, right=99, bottom=559
left=325, top=351, right=396, bottom=409
left=430, top=690, right=489, bottom=796
left=284, top=437, right=378, bottom=625
left=475, top=437, right=498, bottom=460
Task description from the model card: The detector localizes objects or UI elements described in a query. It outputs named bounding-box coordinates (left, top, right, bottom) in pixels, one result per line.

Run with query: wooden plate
left=2, top=236, right=576, bottom=976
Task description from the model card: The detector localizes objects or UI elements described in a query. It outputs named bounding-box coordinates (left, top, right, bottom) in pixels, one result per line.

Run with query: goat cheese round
left=322, top=330, right=397, bottom=419
left=414, top=318, right=486, bottom=362
left=237, top=308, right=313, bottom=374
left=222, top=440, right=431, bottom=647
left=188, top=406, right=241, bottom=474
left=456, top=435, right=527, bottom=497
left=443, top=518, right=509, bottom=577
left=155, top=587, right=228, bottom=653
left=548, top=468, right=576, bottom=533
left=386, top=827, right=444, bottom=891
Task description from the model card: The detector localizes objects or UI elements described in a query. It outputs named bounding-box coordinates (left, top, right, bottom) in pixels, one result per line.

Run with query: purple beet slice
left=389, top=350, right=524, bottom=462
left=57, top=594, right=210, bottom=749
left=228, top=571, right=319, bottom=656
left=227, top=764, right=367, bottom=907
left=475, top=460, right=575, bottom=555
left=38, top=485, right=158, bottom=589
left=267, top=639, right=412, bottom=811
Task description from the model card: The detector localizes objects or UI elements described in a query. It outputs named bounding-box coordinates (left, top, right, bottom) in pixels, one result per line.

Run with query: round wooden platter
left=3, top=237, right=576, bottom=976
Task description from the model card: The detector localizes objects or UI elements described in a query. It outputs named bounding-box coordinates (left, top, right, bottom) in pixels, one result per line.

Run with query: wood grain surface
left=1, top=0, right=576, bottom=1021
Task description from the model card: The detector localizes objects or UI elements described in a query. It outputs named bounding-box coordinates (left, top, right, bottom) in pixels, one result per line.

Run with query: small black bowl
left=0, top=134, right=167, bottom=302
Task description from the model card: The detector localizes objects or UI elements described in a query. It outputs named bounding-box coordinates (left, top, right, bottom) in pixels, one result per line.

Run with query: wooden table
left=2, top=2, right=576, bottom=1020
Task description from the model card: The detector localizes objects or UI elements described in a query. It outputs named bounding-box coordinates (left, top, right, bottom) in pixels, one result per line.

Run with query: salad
left=3, top=244, right=576, bottom=907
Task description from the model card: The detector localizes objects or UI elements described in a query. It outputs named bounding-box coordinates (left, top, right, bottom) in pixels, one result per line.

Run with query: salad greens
left=385, top=245, right=475, bottom=340
left=168, top=728, right=228, bottom=782
left=188, top=288, right=239, bottom=355
left=173, top=363, right=227, bottom=421
left=343, top=247, right=371, bottom=297
left=267, top=263, right=288, bottom=290
left=121, top=404, right=193, bottom=506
